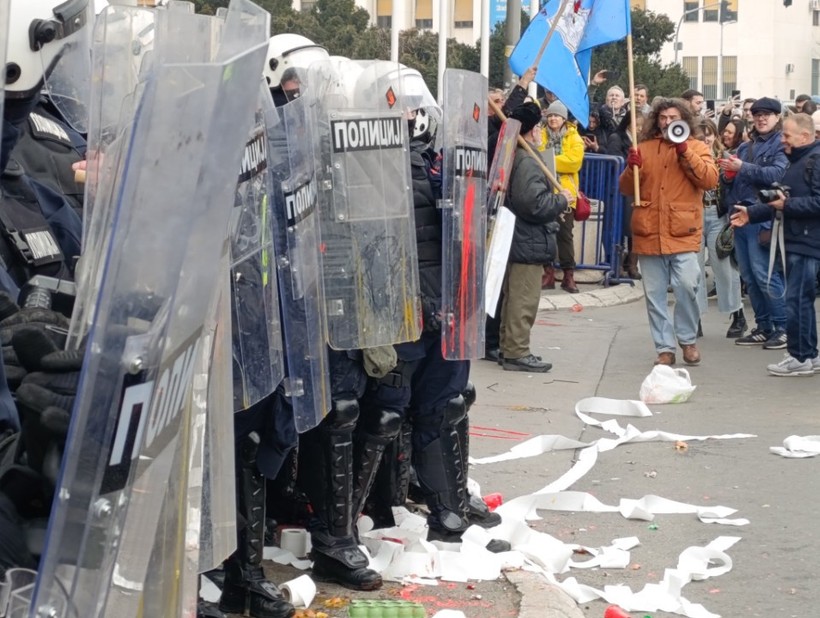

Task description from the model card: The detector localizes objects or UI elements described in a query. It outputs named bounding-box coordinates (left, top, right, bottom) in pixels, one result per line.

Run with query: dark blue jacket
left=724, top=130, right=788, bottom=230
left=748, top=140, right=820, bottom=260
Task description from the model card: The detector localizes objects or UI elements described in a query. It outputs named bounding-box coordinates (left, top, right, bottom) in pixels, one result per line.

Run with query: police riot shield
left=485, top=117, right=521, bottom=317
left=230, top=92, right=285, bottom=410
left=439, top=69, right=488, bottom=360
left=307, top=58, right=421, bottom=350
left=268, top=93, right=331, bottom=432
left=70, top=3, right=158, bottom=348
left=21, top=3, right=270, bottom=616
left=0, top=1, right=8, bottom=145
left=194, top=251, right=237, bottom=572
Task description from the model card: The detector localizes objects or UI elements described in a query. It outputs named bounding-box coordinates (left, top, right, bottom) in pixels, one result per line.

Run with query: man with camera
left=720, top=97, right=789, bottom=350
left=731, top=113, right=820, bottom=376
left=619, top=98, right=719, bottom=366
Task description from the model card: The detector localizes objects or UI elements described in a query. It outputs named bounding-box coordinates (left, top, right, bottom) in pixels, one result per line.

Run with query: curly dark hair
left=640, top=98, right=697, bottom=142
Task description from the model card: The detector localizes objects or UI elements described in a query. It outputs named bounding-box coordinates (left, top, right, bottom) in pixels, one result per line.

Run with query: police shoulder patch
left=28, top=112, right=72, bottom=145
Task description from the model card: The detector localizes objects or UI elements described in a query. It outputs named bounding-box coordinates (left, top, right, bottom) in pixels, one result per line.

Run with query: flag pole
left=487, top=96, right=563, bottom=192
left=626, top=33, right=641, bottom=204
left=532, top=0, right=571, bottom=68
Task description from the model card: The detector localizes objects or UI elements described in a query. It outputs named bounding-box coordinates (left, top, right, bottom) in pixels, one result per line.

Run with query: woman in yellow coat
left=539, top=100, right=585, bottom=293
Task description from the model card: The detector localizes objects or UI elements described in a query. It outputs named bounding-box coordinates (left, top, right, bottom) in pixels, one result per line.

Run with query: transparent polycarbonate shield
left=0, top=1, right=9, bottom=145
left=268, top=94, right=330, bottom=433
left=487, top=118, right=521, bottom=219
left=70, top=3, right=159, bottom=349
left=195, top=251, right=237, bottom=573
left=439, top=69, right=488, bottom=360
left=230, top=98, right=285, bottom=411
left=485, top=118, right=521, bottom=316
left=307, top=58, right=420, bottom=350
left=26, top=3, right=269, bottom=616
left=39, top=0, right=94, bottom=133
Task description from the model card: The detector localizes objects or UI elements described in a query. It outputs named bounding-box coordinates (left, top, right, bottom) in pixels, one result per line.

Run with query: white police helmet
left=264, top=33, right=329, bottom=90
left=5, top=0, right=93, bottom=131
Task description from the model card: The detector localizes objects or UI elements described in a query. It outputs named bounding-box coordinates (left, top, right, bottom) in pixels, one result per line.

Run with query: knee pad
left=462, top=382, right=476, bottom=411
left=442, top=394, right=467, bottom=427
left=326, top=398, right=360, bottom=432
left=361, top=407, right=403, bottom=440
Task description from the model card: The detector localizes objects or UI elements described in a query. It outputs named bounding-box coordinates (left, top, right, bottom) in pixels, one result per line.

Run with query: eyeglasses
left=752, top=111, right=775, bottom=118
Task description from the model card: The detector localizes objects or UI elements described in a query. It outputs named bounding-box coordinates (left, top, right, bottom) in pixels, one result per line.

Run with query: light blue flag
left=509, top=0, right=631, bottom=127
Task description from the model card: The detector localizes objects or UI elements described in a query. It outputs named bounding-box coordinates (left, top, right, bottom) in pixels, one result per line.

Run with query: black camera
left=758, top=183, right=790, bottom=203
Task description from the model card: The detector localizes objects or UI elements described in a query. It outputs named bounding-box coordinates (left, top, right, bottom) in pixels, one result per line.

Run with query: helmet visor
left=39, top=0, right=93, bottom=132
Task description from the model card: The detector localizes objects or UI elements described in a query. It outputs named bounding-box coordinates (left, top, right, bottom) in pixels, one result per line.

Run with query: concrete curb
left=538, top=281, right=644, bottom=311
left=504, top=570, right=585, bottom=618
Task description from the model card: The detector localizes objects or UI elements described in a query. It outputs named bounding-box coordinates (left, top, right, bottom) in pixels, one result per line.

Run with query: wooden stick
left=533, top=0, right=571, bottom=68
left=626, top=33, right=641, bottom=204
left=487, top=96, right=563, bottom=192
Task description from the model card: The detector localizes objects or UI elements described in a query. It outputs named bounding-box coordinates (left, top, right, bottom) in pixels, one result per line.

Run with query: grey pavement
left=259, top=278, right=820, bottom=618
left=468, top=280, right=820, bottom=618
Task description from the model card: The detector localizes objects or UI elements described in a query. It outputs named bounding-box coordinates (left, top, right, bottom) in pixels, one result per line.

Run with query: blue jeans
left=639, top=253, right=701, bottom=353
left=733, top=223, right=786, bottom=332
left=785, top=252, right=820, bottom=362
left=697, top=205, right=742, bottom=315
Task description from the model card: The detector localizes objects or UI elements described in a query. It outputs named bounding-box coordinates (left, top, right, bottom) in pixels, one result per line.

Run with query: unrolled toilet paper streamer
left=228, top=395, right=749, bottom=618
left=279, top=527, right=311, bottom=558
left=280, top=574, right=317, bottom=608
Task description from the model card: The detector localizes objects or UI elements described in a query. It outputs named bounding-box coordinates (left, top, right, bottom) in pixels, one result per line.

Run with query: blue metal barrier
left=576, top=153, right=632, bottom=286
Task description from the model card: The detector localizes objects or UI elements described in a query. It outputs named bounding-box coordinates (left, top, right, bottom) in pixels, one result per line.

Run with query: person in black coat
left=500, top=103, right=570, bottom=373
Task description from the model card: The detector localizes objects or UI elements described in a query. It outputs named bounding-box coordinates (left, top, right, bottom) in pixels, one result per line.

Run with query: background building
left=639, top=0, right=820, bottom=101
left=290, top=1, right=820, bottom=101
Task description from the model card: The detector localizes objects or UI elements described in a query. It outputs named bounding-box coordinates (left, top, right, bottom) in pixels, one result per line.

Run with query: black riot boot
left=219, top=433, right=295, bottom=618
left=352, top=405, right=403, bottom=530
left=457, top=383, right=501, bottom=530
left=299, top=400, right=383, bottom=591
left=413, top=396, right=471, bottom=543
left=366, top=418, right=414, bottom=528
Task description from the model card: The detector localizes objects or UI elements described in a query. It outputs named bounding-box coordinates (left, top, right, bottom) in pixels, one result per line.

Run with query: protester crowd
left=486, top=69, right=820, bottom=377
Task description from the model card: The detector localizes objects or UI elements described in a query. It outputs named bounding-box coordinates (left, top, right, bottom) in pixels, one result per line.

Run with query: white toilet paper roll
left=279, top=528, right=308, bottom=559
left=280, top=573, right=317, bottom=608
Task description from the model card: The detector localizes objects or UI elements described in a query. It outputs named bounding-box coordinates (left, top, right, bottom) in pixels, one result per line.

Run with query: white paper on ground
left=770, top=434, right=820, bottom=458
left=469, top=434, right=591, bottom=465
left=354, top=395, right=749, bottom=614
left=557, top=537, right=740, bottom=618
left=431, top=611, right=467, bottom=618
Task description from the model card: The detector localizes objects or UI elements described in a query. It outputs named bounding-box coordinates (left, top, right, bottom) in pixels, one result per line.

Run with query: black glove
left=12, top=326, right=82, bottom=485
left=0, top=292, right=69, bottom=392
left=421, top=297, right=442, bottom=333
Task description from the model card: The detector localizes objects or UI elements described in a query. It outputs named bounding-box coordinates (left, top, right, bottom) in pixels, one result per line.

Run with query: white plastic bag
left=639, top=365, right=696, bottom=404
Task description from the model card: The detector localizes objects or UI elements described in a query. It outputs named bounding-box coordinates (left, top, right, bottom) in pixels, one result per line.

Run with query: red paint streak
left=469, top=432, right=524, bottom=440
left=471, top=425, right=531, bottom=436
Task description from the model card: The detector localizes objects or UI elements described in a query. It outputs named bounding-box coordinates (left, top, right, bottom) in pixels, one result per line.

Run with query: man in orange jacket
left=619, top=98, right=719, bottom=366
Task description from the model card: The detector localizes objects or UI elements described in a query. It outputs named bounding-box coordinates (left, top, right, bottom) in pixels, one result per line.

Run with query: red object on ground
left=604, top=606, right=631, bottom=618
left=483, top=493, right=503, bottom=511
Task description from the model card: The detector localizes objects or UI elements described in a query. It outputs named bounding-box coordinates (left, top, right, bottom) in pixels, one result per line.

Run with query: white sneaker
left=767, top=355, right=814, bottom=377
left=812, top=356, right=820, bottom=374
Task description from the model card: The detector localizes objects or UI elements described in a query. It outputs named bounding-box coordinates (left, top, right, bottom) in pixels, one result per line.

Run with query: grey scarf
left=547, top=125, right=566, bottom=155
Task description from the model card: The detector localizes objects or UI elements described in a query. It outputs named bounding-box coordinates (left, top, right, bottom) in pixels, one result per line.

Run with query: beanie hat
left=509, top=102, right=542, bottom=134
left=545, top=100, right=568, bottom=120
left=750, top=97, right=782, bottom=115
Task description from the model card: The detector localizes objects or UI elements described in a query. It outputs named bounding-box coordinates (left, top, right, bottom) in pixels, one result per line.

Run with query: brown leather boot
left=561, top=268, right=579, bottom=294
left=623, top=252, right=642, bottom=280
left=541, top=265, right=555, bottom=289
